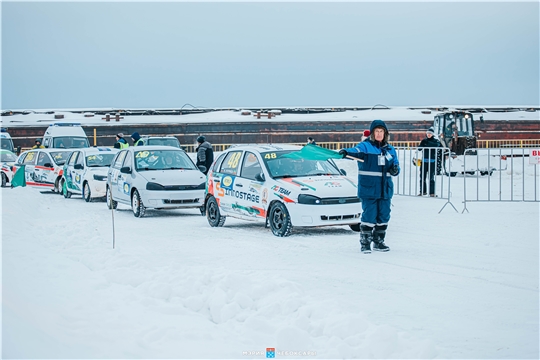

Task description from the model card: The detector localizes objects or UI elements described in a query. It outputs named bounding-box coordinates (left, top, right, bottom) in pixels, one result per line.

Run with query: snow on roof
left=1, top=106, right=538, bottom=127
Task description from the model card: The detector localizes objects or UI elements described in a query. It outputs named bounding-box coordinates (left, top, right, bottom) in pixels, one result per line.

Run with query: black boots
left=372, top=225, right=390, bottom=252
left=360, top=225, right=373, bottom=254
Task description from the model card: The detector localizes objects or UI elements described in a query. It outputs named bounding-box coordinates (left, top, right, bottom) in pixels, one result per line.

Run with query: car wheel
left=1, top=172, right=7, bottom=187
left=62, top=180, right=72, bottom=198
left=349, top=223, right=361, bottom=232
left=269, top=202, right=292, bottom=237
left=83, top=182, right=92, bottom=202
left=106, top=186, right=117, bottom=209
left=206, top=196, right=226, bottom=227
left=132, top=189, right=146, bottom=218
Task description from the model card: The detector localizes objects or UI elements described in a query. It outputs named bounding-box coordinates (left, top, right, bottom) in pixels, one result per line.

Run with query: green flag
left=11, top=165, right=26, bottom=188
left=282, top=144, right=343, bottom=161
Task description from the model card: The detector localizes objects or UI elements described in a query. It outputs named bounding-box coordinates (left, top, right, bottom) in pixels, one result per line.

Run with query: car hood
left=137, top=169, right=206, bottom=185
left=274, top=175, right=357, bottom=197
left=87, top=167, right=109, bottom=176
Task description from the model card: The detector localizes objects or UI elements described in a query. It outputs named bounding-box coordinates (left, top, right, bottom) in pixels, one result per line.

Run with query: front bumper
left=287, top=202, right=361, bottom=227
left=142, top=189, right=205, bottom=209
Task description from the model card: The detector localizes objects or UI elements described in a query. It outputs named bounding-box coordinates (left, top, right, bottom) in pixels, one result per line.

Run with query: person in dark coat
left=339, top=119, right=400, bottom=253
left=418, top=126, right=443, bottom=196
left=131, top=132, right=143, bottom=146
left=307, top=137, right=316, bottom=145
left=195, top=136, right=214, bottom=175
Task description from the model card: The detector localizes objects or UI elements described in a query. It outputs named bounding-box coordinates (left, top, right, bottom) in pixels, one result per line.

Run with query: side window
left=219, top=151, right=243, bottom=175
left=122, top=152, right=132, bottom=168
left=113, top=151, right=127, bottom=169
left=240, top=152, right=263, bottom=181
left=22, top=151, right=37, bottom=165
left=68, top=152, right=79, bottom=166
left=75, top=152, right=84, bottom=166
left=212, top=153, right=226, bottom=173
left=37, top=152, right=52, bottom=166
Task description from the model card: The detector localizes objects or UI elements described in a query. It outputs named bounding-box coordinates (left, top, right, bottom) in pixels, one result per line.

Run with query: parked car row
left=9, top=144, right=361, bottom=237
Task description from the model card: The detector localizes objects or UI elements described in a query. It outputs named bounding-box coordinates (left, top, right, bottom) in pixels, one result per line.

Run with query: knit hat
left=369, top=119, right=388, bottom=133
left=117, top=133, right=124, bottom=138
left=131, top=132, right=140, bottom=141
left=196, top=136, right=206, bottom=143
left=426, top=126, right=435, bottom=136
left=363, top=130, right=370, bottom=137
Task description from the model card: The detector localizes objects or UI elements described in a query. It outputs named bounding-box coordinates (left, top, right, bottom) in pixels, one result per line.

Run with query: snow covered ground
left=2, top=157, right=538, bottom=359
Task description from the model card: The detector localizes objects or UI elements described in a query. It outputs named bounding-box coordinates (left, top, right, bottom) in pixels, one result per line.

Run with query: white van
left=0, top=128, right=15, bottom=152
left=43, top=123, right=90, bottom=149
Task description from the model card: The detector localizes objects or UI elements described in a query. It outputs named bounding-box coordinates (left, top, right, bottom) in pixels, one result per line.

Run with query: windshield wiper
left=139, top=167, right=160, bottom=171
left=273, top=174, right=302, bottom=179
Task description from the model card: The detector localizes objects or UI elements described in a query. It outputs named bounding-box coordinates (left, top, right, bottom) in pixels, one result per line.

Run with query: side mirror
left=339, top=169, right=347, bottom=176
left=43, top=162, right=53, bottom=168
left=74, top=164, right=83, bottom=170
left=255, top=172, right=266, bottom=182
left=198, top=165, right=207, bottom=173
left=120, top=166, right=132, bottom=174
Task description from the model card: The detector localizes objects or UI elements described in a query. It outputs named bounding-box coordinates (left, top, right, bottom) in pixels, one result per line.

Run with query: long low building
left=2, top=106, right=539, bottom=148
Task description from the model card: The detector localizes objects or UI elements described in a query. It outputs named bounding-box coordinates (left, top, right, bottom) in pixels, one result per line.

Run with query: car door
left=234, top=151, right=266, bottom=220
left=214, top=150, right=244, bottom=216
left=109, top=150, right=128, bottom=204
left=35, top=151, right=56, bottom=186
left=65, top=151, right=82, bottom=192
left=17, top=151, right=37, bottom=186
left=117, top=151, right=134, bottom=204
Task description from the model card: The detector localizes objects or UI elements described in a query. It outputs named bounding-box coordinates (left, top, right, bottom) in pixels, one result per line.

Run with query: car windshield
left=134, top=149, right=196, bottom=171
left=86, top=153, right=116, bottom=167
left=0, top=151, right=17, bottom=162
left=53, top=137, right=90, bottom=149
left=146, top=138, right=181, bottom=148
left=50, top=151, right=72, bottom=165
left=261, top=150, right=341, bottom=178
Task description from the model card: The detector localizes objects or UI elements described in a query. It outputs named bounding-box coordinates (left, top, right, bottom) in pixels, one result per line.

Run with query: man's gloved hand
left=389, top=164, right=399, bottom=176
left=338, top=149, right=348, bottom=158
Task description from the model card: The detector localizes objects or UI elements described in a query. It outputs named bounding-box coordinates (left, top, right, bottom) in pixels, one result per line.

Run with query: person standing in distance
left=339, top=119, right=400, bottom=253
left=32, top=139, right=45, bottom=149
left=418, top=126, right=442, bottom=197
left=131, top=132, right=143, bottom=146
left=196, top=136, right=214, bottom=175
left=114, top=133, right=129, bottom=149
left=307, top=137, right=316, bottom=145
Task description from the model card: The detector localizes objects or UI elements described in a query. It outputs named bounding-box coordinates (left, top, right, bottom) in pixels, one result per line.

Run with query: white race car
left=204, top=144, right=361, bottom=237
left=61, top=147, right=119, bottom=201
left=1, top=149, right=17, bottom=187
left=106, top=146, right=206, bottom=217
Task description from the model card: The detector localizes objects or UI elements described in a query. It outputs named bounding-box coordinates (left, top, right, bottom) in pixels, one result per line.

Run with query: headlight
left=146, top=182, right=165, bottom=190
left=196, top=182, right=206, bottom=190
left=298, top=194, right=322, bottom=205
left=93, top=174, right=107, bottom=181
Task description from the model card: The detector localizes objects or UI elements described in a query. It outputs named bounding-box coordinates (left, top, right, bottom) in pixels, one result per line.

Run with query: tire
left=62, top=180, right=72, bottom=198
left=199, top=205, right=206, bottom=216
left=106, top=186, right=117, bottom=209
left=83, top=182, right=92, bottom=202
left=1, top=172, right=7, bottom=187
left=54, top=178, right=62, bottom=194
left=349, top=223, right=361, bottom=232
left=206, top=196, right=226, bottom=227
left=131, top=189, right=146, bottom=218
left=269, top=202, right=292, bottom=237
left=450, top=172, right=457, bottom=177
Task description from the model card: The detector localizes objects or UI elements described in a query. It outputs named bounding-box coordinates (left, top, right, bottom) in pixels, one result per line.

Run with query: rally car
left=13, top=148, right=72, bottom=192
left=204, top=144, right=361, bottom=237
left=106, top=146, right=206, bottom=217
left=61, top=147, right=119, bottom=201
left=1, top=149, right=17, bottom=187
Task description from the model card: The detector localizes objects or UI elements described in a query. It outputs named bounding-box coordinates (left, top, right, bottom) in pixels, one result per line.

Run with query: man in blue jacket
left=339, top=119, right=400, bottom=253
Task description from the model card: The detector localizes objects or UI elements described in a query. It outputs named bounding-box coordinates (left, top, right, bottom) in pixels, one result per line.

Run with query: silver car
left=106, top=146, right=206, bottom=217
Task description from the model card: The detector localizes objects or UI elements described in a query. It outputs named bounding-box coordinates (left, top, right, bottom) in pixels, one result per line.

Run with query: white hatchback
left=61, top=147, right=119, bottom=201
left=13, top=148, right=73, bottom=192
left=204, top=144, right=361, bottom=237
left=106, top=146, right=206, bottom=217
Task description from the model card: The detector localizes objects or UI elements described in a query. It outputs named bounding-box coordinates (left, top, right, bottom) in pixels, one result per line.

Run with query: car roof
left=227, top=144, right=303, bottom=152
left=129, top=145, right=184, bottom=151
left=29, top=148, right=73, bottom=153
left=140, top=136, right=178, bottom=139
left=75, top=147, right=119, bottom=154
left=0, top=149, right=15, bottom=154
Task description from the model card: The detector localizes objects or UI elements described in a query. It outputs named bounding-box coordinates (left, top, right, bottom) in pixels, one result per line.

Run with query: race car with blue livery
left=204, top=144, right=361, bottom=237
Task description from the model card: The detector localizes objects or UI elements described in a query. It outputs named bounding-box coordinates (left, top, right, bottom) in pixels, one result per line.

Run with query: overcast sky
left=2, top=1, right=539, bottom=110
